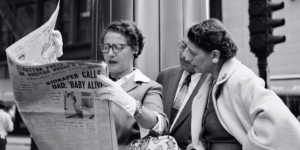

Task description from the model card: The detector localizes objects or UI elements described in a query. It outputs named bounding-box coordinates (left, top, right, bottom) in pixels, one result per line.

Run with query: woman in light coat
left=180, top=18, right=300, bottom=150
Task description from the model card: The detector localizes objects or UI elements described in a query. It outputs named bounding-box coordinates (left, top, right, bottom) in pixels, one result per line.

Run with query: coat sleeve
left=232, top=72, right=300, bottom=150
left=142, top=82, right=169, bottom=135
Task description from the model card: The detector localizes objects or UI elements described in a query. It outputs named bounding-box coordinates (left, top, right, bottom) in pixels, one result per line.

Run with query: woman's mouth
left=180, top=59, right=189, bottom=64
left=108, top=60, right=118, bottom=64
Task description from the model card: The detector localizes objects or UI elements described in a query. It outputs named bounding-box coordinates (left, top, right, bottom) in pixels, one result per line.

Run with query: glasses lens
left=99, top=44, right=109, bottom=52
left=178, top=41, right=186, bottom=51
left=113, top=44, right=123, bottom=53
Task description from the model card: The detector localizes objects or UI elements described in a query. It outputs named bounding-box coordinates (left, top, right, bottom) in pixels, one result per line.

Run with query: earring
left=212, top=58, right=219, bottom=63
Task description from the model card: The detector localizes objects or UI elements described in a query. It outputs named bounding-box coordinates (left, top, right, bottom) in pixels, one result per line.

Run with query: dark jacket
left=156, top=66, right=208, bottom=149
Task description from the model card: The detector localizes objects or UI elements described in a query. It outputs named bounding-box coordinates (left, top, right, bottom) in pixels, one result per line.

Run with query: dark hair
left=187, top=18, right=238, bottom=58
left=101, top=20, right=145, bottom=59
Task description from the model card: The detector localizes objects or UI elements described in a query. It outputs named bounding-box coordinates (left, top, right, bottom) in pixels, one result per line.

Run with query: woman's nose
left=182, top=49, right=192, bottom=62
left=107, top=47, right=115, bottom=56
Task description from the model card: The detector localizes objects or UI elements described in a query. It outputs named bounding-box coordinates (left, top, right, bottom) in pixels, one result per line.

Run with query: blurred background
left=0, top=0, right=299, bottom=149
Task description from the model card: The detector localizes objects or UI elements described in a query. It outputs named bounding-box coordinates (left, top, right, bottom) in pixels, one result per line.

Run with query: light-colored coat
left=191, top=58, right=300, bottom=150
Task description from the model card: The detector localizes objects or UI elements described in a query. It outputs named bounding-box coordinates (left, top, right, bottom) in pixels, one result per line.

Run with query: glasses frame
left=178, top=40, right=187, bottom=51
left=99, top=44, right=132, bottom=53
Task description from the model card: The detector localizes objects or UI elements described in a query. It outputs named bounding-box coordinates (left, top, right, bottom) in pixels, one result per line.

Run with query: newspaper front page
left=5, top=1, right=118, bottom=150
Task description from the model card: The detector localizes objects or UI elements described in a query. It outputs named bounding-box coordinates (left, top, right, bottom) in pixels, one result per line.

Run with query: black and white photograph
left=64, top=91, right=94, bottom=119
left=1, top=0, right=300, bottom=150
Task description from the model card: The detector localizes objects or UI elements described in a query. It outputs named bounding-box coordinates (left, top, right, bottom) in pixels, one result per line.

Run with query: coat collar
left=191, top=58, right=242, bottom=149
left=121, top=69, right=150, bottom=92
left=133, top=68, right=150, bottom=83
left=210, top=57, right=242, bottom=135
left=215, top=57, right=242, bottom=85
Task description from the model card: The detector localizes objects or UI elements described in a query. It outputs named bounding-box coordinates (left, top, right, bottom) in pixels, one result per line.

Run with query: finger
left=52, top=30, right=62, bottom=39
left=95, top=89, right=113, bottom=101
left=95, top=87, right=114, bottom=96
left=99, top=95, right=113, bottom=101
left=97, top=75, right=114, bottom=87
left=52, top=30, right=63, bottom=57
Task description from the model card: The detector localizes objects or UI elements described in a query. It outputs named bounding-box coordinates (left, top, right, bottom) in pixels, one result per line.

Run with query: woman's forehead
left=104, top=32, right=127, bottom=42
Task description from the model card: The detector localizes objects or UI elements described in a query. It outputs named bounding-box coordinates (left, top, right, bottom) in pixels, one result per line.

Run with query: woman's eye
left=189, top=49, right=196, bottom=55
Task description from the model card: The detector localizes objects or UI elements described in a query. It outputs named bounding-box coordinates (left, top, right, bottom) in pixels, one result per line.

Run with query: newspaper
left=5, top=1, right=118, bottom=150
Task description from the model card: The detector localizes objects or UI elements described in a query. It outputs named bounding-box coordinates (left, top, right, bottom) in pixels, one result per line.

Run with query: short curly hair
left=187, top=18, right=238, bottom=58
left=100, top=20, right=145, bottom=59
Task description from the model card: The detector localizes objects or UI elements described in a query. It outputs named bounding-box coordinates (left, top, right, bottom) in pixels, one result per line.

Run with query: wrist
left=134, top=100, right=143, bottom=118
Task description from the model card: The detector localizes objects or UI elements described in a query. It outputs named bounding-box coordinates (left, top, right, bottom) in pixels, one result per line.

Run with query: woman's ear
left=212, top=50, right=220, bottom=64
left=133, top=46, right=139, bottom=55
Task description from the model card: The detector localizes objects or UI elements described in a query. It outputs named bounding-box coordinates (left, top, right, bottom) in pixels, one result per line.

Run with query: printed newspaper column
left=5, top=1, right=118, bottom=150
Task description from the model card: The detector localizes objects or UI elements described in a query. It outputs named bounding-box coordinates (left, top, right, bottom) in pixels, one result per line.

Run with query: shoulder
left=224, top=64, right=266, bottom=101
left=160, top=65, right=182, bottom=75
left=219, top=58, right=260, bottom=87
left=134, top=69, right=162, bottom=92
left=140, top=80, right=162, bottom=92
left=229, top=64, right=262, bottom=86
left=157, top=66, right=182, bottom=82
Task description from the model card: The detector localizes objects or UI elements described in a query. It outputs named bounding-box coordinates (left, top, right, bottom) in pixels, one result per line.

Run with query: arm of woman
left=135, top=83, right=168, bottom=135
left=232, top=70, right=300, bottom=150
left=97, top=75, right=168, bottom=135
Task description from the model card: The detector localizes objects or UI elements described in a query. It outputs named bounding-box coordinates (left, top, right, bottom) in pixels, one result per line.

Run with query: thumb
left=53, top=30, right=62, bottom=39
left=52, top=30, right=63, bottom=57
left=98, top=75, right=114, bottom=87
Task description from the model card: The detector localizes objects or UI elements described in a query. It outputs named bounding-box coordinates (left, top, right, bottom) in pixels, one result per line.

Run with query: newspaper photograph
left=5, top=1, right=118, bottom=150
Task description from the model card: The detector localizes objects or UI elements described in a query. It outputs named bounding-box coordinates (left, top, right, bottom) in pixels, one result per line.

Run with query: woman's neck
left=110, top=67, right=134, bottom=79
left=211, top=59, right=225, bottom=82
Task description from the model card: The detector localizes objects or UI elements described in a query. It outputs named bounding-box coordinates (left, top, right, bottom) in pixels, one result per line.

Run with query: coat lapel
left=121, top=75, right=138, bottom=92
left=191, top=74, right=212, bottom=150
left=171, top=73, right=209, bottom=132
left=211, top=58, right=242, bottom=133
left=164, top=69, right=183, bottom=119
left=120, top=69, right=149, bottom=93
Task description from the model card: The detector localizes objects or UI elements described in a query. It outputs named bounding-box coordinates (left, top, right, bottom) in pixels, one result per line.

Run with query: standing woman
left=97, top=20, right=168, bottom=149
left=181, top=18, right=300, bottom=150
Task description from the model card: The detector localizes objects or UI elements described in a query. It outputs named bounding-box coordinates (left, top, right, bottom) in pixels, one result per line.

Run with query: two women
left=53, top=18, right=300, bottom=150
left=180, top=18, right=300, bottom=150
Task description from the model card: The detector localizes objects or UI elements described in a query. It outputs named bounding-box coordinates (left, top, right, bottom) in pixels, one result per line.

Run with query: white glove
left=52, top=30, right=63, bottom=58
left=97, top=75, right=136, bottom=116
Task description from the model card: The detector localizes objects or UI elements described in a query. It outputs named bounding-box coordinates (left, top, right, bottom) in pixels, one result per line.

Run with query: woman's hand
left=97, top=75, right=136, bottom=116
left=52, top=30, right=63, bottom=58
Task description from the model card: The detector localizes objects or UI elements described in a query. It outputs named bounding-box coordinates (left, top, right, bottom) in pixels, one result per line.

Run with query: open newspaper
left=5, top=1, right=118, bottom=150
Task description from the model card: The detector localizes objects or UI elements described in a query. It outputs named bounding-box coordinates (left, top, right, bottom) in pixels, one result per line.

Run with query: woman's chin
left=193, top=67, right=202, bottom=73
left=107, top=65, right=119, bottom=74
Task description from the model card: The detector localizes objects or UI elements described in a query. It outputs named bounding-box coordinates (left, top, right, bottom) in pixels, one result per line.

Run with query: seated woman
left=97, top=20, right=168, bottom=148
left=179, top=18, right=300, bottom=150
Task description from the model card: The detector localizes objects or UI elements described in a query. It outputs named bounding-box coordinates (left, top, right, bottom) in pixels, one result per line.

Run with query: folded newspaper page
left=5, top=1, right=118, bottom=150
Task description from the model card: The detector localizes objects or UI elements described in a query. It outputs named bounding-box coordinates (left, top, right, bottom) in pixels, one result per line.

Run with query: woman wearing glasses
left=97, top=20, right=168, bottom=149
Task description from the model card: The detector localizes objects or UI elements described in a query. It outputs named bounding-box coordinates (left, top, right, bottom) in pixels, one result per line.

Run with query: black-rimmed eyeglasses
left=178, top=40, right=187, bottom=51
left=99, top=44, right=131, bottom=53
